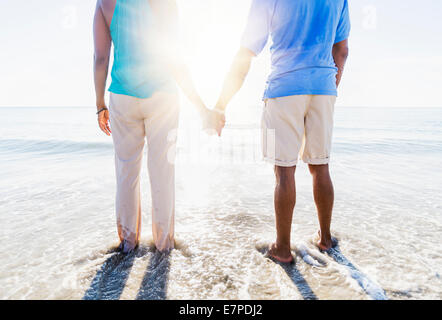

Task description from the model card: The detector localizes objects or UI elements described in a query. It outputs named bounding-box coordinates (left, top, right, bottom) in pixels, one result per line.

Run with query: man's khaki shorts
left=261, top=95, right=336, bottom=167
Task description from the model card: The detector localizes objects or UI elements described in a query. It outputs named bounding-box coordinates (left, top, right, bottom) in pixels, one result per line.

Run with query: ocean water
left=0, top=106, right=441, bottom=300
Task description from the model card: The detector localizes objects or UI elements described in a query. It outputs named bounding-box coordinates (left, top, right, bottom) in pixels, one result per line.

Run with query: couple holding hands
left=93, top=0, right=350, bottom=263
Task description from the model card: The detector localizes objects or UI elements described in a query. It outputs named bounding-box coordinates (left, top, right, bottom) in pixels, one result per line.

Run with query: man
left=214, top=0, right=350, bottom=263
left=93, top=0, right=224, bottom=253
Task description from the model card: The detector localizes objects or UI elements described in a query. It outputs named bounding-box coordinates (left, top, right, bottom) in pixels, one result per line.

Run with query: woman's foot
left=267, top=243, right=294, bottom=264
left=117, top=240, right=139, bottom=254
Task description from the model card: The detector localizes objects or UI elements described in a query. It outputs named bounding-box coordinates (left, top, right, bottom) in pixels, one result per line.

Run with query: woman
left=93, top=0, right=224, bottom=253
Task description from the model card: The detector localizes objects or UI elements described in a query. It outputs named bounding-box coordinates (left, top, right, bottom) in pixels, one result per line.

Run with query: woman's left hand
left=98, top=107, right=112, bottom=136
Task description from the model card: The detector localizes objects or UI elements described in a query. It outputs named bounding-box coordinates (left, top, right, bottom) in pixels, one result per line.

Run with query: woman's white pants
left=109, top=91, right=179, bottom=252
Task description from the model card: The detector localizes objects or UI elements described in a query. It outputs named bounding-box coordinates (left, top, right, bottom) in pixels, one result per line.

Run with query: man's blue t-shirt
left=241, top=0, right=351, bottom=99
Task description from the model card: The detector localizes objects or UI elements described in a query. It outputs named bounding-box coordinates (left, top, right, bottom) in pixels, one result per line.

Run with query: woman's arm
left=151, top=0, right=224, bottom=134
left=150, top=0, right=205, bottom=114
left=93, top=0, right=112, bottom=136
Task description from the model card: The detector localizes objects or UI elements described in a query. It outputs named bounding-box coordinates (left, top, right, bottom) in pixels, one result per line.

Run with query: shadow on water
left=326, top=244, right=388, bottom=300
left=256, top=246, right=317, bottom=300
left=280, top=263, right=318, bottom=300
left=83, top=246, right=171, bottom=300
left=136, top=251, right=171, bottom=300
left=83, top=248, right=136, bottom=300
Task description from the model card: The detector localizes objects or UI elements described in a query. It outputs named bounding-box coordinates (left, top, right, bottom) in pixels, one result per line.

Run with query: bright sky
left=0, top=0, right=441, bottom=108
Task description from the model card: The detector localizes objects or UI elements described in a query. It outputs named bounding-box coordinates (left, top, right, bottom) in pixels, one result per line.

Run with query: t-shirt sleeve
left=334, top=0, right=351, bottom=44
left=240, top=0, right=271, bottom=55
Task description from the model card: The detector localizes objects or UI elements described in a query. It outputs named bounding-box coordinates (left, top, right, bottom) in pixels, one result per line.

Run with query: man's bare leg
left=309, top=164, right=334, bottom=250
left=268, top=165, right=296, bottom=263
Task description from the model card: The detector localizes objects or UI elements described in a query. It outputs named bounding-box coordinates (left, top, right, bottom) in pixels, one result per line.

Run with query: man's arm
left=332, top=39, right=349, bottom=88
left=93, top=0, right=112, bottom=135
left=214, top=47, right=255, bottom=113
left=214, top=0, right=269, bottom=113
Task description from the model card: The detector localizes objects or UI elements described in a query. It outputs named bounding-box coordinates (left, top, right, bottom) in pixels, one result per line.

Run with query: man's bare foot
left=267, top=243, right=294, bottom=264
left=316, top=231, right=336, bottom=251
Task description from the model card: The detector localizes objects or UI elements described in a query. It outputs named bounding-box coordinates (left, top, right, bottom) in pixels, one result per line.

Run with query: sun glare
left=177, top=0, right=251, bottom=102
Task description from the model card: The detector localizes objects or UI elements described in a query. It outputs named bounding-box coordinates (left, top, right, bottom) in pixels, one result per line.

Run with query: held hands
left=97, top=103, right=224, bottom=137
left=201, top=108, right=226, bottom=137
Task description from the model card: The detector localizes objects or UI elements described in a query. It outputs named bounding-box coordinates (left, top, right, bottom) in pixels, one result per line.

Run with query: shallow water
left=0, top=106, right=441, bottom=300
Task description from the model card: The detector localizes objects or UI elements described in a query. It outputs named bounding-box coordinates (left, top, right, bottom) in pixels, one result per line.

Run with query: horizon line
left=0, top=105, right=441, bottom=109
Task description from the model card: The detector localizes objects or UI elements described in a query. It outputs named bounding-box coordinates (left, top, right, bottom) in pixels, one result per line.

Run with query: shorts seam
left=302, top=157, right=331, bottom=165
left=263, top=156, right=298, bottom=167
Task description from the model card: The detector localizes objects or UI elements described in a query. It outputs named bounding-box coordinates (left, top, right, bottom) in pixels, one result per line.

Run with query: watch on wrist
left=96, top=107, right=108, bottom=115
